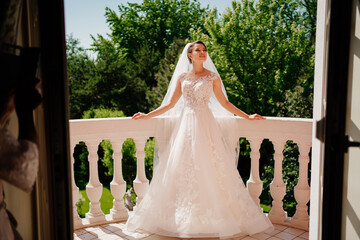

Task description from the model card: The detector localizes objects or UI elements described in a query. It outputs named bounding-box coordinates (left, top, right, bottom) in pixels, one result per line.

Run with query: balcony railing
left=69, top=116, right=313, bottom=231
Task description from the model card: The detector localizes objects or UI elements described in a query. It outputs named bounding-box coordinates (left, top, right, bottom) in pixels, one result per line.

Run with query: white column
left=85, top=142, right=105, bottom=223
left=291, top=142, right=311, bottom=230
left=109, top=140, right=128, bottom=220
left=246, top=138, right=263, bottom=208
left=70, top=142, right=83, bottom=229
left=268, top=139, right=287, bottom=224
left=133, top=138, right=149, bottom=206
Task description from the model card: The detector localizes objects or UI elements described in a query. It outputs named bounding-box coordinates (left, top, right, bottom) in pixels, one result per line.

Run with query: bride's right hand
left=132, top=112, right=150, bottom=120
left=247, top=114, right=266, bottom=120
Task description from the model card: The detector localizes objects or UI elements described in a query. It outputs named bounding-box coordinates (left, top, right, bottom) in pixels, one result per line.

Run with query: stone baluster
left=109, top=140, right=128, bottom=220
left=133, top=138, right=149, bottom=206
left=246, top=138, right=263, bottom=209
left=71, top=142, right=83, bottom=229
left=268, top=139, right=287, bottom=224
left=85, top=142, right=105, bottom=223
left=291, top=142, right=311, bottom=229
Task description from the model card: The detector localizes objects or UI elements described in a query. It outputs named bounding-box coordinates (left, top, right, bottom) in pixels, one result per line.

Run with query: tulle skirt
left=126, top=106, right=274, bottom=238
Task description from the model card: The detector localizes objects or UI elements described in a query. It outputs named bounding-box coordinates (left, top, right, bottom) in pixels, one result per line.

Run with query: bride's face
left=189, top=44, right=207, bottom=63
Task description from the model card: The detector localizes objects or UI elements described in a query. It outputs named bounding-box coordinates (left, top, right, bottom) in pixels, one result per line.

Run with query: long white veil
left=152, top=42, right=238, bottom=174
left=160, top=43, right=232, bottom=117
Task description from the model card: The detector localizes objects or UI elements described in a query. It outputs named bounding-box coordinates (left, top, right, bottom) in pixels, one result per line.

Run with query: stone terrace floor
left=74, top=222, right=309, bottom=240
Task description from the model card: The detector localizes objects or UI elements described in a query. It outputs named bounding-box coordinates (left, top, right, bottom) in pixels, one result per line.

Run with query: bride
left=126, top=41, right=274, bottom=238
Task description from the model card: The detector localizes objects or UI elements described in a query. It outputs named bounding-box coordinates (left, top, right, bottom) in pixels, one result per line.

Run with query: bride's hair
left=187, top=40, right=207, bottom=63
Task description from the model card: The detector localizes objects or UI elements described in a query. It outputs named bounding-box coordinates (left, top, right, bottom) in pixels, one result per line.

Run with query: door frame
left=34, top=0, right=354, bottom=239
left=36, top=0, right=73, bottom=238
left=318, top=0, right=353, bottom=239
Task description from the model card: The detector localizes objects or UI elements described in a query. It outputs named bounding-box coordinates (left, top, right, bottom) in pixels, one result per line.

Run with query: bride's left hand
left=247, top=114, right=266, bottom=120
left=132, top=112, right=150, bottom=120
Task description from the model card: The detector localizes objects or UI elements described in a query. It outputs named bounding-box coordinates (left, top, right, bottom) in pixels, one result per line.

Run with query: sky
left=64, top=0, right=234, bottom=50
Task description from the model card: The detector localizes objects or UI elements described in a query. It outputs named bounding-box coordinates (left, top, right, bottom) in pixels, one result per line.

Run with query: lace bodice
left=181, top=72, right=217, bottom=111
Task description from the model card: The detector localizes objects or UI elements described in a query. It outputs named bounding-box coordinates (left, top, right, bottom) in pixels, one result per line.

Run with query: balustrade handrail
left=69, top=116, right=313, bottom=231
left=70, top=116, right=312, bottom=141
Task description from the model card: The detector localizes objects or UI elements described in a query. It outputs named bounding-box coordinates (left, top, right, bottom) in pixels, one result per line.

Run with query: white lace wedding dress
left=126, top=72, right=274, bottom=238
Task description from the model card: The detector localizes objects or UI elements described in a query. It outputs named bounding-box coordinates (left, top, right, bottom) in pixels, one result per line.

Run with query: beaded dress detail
left=126, top=72, right=273, bottom=238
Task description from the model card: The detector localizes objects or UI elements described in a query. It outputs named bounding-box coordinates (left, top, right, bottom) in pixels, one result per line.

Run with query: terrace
left=69, top=116, right=312, bottom=240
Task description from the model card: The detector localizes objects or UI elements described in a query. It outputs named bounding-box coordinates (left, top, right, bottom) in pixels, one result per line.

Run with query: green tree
left=66, top=34, right=97, bottom=119
left=146, top=39, right=186, bottom=110
left=90, top=38, right=139, bottom=115
left=100, top=0, right=209, bottom=58
left=190, top=0, right=315, bottom=117
left=90, top=0, right=210, bottom=115
left=98, top=140, right=114, bottom=187
left=73, top=141, right=89, bottom=190
left=82, top=108, right=126, bottom=118
left=282, top=141, right=300, bottom=217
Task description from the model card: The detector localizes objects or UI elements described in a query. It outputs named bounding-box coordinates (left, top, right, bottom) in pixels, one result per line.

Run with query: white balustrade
left=268, top=139, right=287, bottom=224
left=292, top=142, right=312, bottom=230
left=69, top=117, right=313, bottom=230
left=133, top=138, right=149, bottom=206
left=70, top=143, right=82, bottom=229
left=85, top=142, right=105, bottom=223
left=109, top=140, right=128, bottom=221
left=246, top=138, right=263, bottom=208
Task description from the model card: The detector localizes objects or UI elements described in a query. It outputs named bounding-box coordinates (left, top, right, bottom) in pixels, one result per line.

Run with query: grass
left=260, top=204, right=272, bottom=213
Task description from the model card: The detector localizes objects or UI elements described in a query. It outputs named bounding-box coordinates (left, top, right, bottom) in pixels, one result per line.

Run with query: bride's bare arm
left=132, top=77, right=183, bottom=120
left=213, top=77, right=265, bottom=120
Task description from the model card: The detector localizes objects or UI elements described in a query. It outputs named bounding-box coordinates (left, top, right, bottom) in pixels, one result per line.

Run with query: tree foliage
left=66, top=34, right=98, bottom=119
left=82, top=108, right=126, bottom=119
left=100, top=0, right=208, bottom=58
left=83, top=0, right=209, bottom=116
left=73, top=141, right=89, bottom=190
left=190, top=0, right=315, bottom=117
left=68, top=0, right=315, bottom=118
